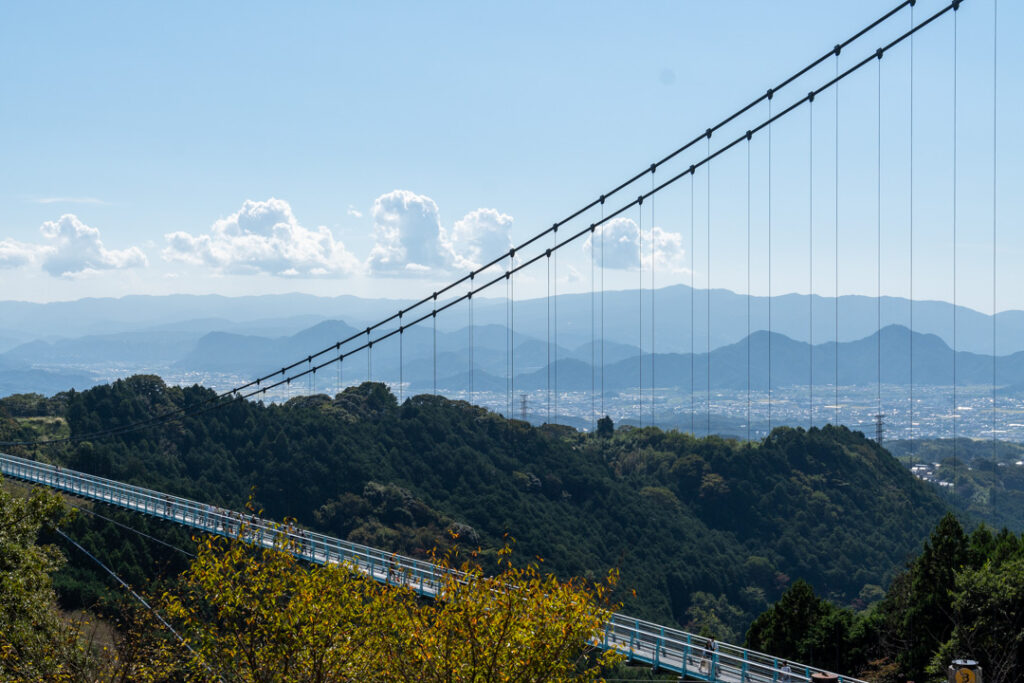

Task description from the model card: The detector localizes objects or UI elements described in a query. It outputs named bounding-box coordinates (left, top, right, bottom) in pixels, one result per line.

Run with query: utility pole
left=520, top=394, right=528, bottom=422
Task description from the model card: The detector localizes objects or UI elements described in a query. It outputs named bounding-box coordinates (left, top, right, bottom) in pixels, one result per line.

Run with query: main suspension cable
left=2, top=0, right=962, bottom=448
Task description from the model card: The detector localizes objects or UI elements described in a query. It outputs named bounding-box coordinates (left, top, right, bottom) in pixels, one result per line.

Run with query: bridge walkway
left=0, top=452, right=864, bottom=683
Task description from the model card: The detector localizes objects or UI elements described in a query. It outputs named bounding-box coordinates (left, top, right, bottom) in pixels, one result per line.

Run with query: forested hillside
left=1, top=376, right=949, bottom=639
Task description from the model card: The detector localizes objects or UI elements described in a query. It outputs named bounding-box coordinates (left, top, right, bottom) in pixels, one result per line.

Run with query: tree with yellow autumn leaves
left=143, top=527, right=624, bottom=682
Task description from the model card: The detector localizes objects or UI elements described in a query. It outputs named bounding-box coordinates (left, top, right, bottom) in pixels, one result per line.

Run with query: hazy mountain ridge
left=3, top=290, right=1023, bottom=401
left=2, top=287, right=1021, bottom=353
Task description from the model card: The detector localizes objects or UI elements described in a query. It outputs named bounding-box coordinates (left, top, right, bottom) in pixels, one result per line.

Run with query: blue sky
left=1, top=0, right=1019, bottom=313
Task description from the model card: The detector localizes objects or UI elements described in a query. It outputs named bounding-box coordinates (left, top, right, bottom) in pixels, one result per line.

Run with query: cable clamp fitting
left=833, top=44, right=841, bottom=57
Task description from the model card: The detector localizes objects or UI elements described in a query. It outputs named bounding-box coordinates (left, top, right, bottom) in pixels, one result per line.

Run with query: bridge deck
left=1, top=452, right=864, bottom=683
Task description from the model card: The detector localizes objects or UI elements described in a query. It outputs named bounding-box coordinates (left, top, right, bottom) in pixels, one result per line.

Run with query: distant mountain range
left=0, top=289, right=1021, bottom=399
left=387, top=324, right=1024, bottom=396
left=1, top=287, right=1020, bottom=354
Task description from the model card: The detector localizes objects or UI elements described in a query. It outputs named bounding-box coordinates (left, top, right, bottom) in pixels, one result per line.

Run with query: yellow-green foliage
left=148, top=530, right=623, bottom=682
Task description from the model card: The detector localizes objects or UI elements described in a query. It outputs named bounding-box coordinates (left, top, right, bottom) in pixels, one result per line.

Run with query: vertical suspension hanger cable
left=553, top=227, right=558, bottom=422
left=878, top=48, right=884, bottom=441
left=601, top=196, right=606, bottom=421
left=809, top=91, right=815, bottom=429
left=768, top=92, right=774, bottom=435
left=992, top=0, right=998, bottom=460
left=690, top=167, right=696, bottom=435
left=638, top=194, right=644, bottom=427
left=507, top=255, right=512, bottom=419
left=547, top=245, right=552, bottom=424
left=651, top=166, right=656, bottom=428
left=706, top=131, right=712, bottom=437
left=432, top=293, right=438, bottom=396
left=746, top=131, right=752, bottom=442
left=591, top=219, right=596, bottom=429
left=910, top=2, right=915, bottom=458
left=469, top=273, right=474, bottom=406
left=399, top=312, right=404, bottom=404
left=835, top=44, right=841, bottom=427
left=952, top=1, right=959, bottom=499
left=509, top=250, right=516, bottom=420
left=366, top=328, right=372, bottom=383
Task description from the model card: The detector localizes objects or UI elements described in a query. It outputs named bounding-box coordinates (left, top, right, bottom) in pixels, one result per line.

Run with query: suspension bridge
left=0, top=451, right=864, bottom=682
left=0, top=0, right=1010, bottom=680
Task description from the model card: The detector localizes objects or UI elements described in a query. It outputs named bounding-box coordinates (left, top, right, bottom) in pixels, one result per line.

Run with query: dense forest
left=748, top=512, right=1024, bottom=682
left=1, top=375, right=949, bottom=641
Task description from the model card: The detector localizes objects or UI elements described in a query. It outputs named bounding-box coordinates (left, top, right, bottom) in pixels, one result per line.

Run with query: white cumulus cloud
left=367, top=190, right=447, bottom=274
left=163, top=198, right=360, bottom=277
left=367, top=190, right=514, bottom=276
left=38, top=214, right=147, bottom=277
left=0, top=239, right=39, bottom=269
left=443, top=208, right=513, bottom=271
left=583, top=218, right=687, bottom=273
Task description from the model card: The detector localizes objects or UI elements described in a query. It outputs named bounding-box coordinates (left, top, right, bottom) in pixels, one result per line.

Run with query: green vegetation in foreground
left=1, top=376, right=949, bottom=642
left=748, top=512, right=1024, bottom=683
left=3, top=477, right=1022, bottom=682
left=0, top=481, right=625, bottom=681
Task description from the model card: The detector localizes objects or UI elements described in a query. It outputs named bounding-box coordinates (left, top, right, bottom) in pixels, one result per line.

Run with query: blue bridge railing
left=0, top=451, right=864, bottom=683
